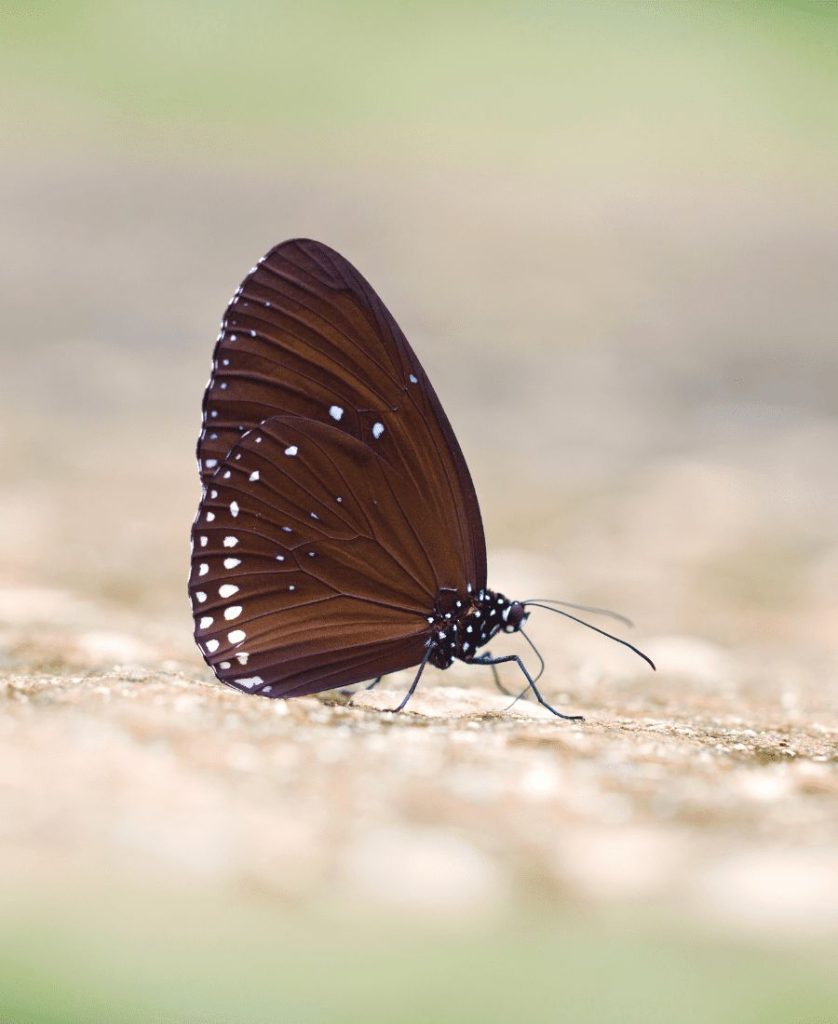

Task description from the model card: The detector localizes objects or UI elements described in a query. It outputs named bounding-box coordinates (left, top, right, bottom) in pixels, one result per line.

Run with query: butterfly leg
left=339, top=674, right=383, bottom=699
left=469, top=654, right=584, bottom=722
left=387, top=647, right=432, bottom=714
left=470, top=650, right=518, bottom=698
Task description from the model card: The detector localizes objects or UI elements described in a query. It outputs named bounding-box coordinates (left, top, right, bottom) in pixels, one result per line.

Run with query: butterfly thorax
left=427, top=588, right=526, bottom=669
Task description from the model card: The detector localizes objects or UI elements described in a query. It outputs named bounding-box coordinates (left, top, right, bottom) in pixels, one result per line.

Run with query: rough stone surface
left=2, top=604, right=836, bottom=936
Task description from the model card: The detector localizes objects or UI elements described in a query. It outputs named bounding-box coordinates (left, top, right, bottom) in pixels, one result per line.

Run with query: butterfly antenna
left=524, top=601, right=656, bottom=671
left=520, top=627, right=545, bottom=684
left=524, top=599, right=634, bottom=629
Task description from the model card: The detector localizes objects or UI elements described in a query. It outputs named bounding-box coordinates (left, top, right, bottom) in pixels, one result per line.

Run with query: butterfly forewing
left=191, top=240, right=487, bottom=696
left=197, top=240, right=486, bottom=583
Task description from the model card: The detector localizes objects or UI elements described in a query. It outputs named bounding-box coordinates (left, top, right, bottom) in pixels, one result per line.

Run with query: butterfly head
left=473, top=589, right=529, bottom=638
left=502, top=599, right=528, bottom=634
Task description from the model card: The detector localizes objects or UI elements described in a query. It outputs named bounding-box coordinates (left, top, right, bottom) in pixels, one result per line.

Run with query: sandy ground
left=2, top=582, right=837, bottom=943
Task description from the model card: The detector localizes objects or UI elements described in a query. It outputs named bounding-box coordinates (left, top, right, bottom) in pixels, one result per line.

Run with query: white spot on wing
left=199, top=616, right=213, bottom=629
left=223, top=536, right=238, bottom=548
left=235, top=652, right=249, bottom=665
left=204, top=458, right=218, bottom=469
left=198, top=563, right=209, bottom=577
left=228, top=629, right=246, bottom=644
left=372, top=422, right=385, bottom=440
left=238, top=676, right=264, bottom=689
left=223, top=557, right=241, bottom=569
left=230, top=500, right=239, bottom=517
left=329, top=405, right=344, bottom=421
left=195, top=591, right=207, bottom=603
left=409, top=374, right=418, bottom=383
left=205, top=639, right=219, bottom=653
left=224, top=605, right=243, bottom=620
left=199, top=536, right=208, bottom=547
left=249, top=470, right=260, bottom=482
left=206, top=512, right=215, bottom=522
left=284, top=445, right=298, bottom=456
left=219, top=584, right=239, bottom=598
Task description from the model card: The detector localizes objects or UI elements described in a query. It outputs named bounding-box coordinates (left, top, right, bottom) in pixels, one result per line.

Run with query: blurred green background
left=2, top=2, right=838, bottom=1021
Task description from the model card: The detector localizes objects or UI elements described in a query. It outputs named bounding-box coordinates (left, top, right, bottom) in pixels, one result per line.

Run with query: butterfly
left=189, top=239, right=653, bottom=718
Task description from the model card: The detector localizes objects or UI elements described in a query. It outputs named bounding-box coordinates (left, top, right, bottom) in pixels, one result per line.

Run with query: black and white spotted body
left=427, top=588, right=527, bottom=670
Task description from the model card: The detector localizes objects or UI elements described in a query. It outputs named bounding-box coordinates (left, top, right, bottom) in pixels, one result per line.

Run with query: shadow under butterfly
left=189, top=239, right=654, bottom=720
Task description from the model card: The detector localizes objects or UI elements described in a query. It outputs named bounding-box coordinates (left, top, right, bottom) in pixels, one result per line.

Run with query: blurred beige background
left=1, top=4, right=837, bottom=1022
